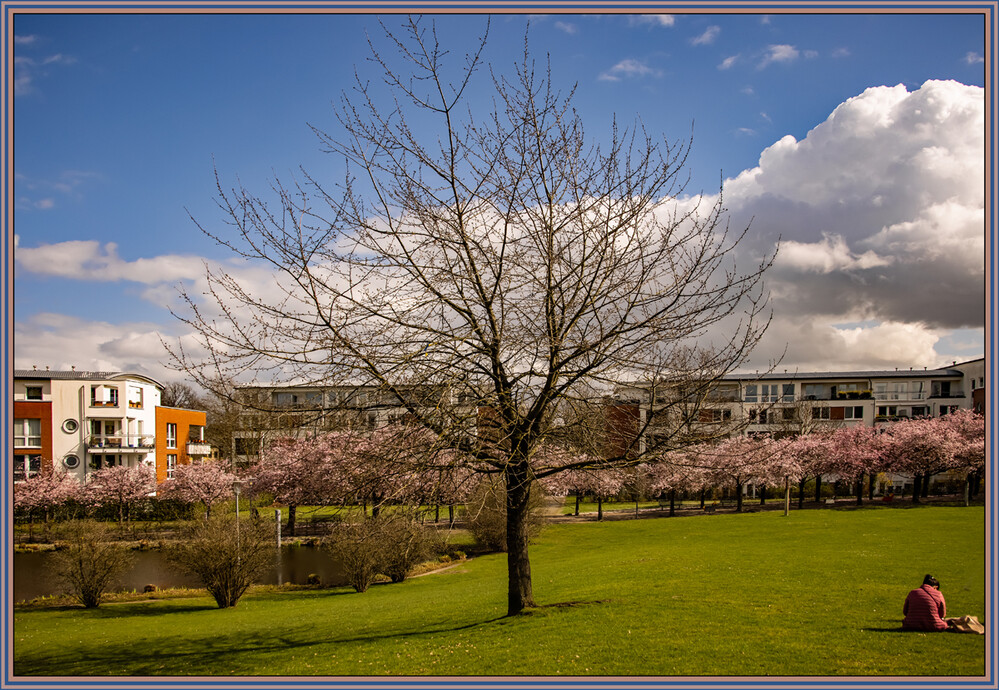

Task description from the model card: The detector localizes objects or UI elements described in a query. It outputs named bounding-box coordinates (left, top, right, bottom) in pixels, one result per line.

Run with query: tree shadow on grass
left=14, top=611, right=510, bottom=676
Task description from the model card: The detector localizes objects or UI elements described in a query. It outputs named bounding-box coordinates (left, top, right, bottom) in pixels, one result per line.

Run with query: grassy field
left=13, top=506, right=986, bottom=677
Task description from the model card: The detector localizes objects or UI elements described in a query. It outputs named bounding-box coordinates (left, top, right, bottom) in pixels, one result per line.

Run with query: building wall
left=155, top=407, right=208, bottom=484
left=13, top=401, right=53, bottom=478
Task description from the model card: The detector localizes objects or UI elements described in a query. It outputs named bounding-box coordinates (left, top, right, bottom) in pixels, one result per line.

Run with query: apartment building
left=230, top=383, right=451, bottom=463
left=12, top=370, right=210, bottom=483
left=609, top=358, right=983, bottom=449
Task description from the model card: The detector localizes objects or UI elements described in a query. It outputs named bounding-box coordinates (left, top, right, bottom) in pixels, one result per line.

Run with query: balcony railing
left=187, top=442, right=212, bottom=456
left=88, top=434, right=155, bottom=450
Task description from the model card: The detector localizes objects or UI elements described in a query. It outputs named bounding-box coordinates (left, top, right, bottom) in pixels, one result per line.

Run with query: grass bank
left=13, top=506, right=985, bottom=677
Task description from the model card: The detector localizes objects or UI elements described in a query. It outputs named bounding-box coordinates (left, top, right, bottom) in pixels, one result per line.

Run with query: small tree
left=324, top=519, right=385, bottom=593
left=167, top=513, right=274, bottom=608
left=50, top=520, right=134, bottom=608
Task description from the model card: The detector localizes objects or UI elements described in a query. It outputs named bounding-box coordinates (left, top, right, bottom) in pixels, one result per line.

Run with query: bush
left=378, top=515, right=434, bottom=584
left=462, top=477, right=546, bottom=552
left=323, top=514, right=437, bottom=591
left=50, top=520, right=134, bottom=608
left=323, top=518, right=383, bottom=593
left=166, top=514, right=274, bottom=608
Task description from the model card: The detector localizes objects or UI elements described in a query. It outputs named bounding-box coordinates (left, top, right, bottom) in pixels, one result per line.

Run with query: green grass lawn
left=13, top=506, right=986, bottom=677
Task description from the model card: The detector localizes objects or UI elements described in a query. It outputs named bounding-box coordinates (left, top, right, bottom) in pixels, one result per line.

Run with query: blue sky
left=12, top=9, right=988, bottom=381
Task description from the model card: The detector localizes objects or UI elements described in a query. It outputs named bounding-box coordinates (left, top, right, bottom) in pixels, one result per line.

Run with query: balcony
left=187, top=442, right=212, bottom=456
left=88, top=435, right=155, bottom=452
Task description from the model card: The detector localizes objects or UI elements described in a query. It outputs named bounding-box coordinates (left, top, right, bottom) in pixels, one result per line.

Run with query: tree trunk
left=921, top=474, right=930, bottom=498
left=855, top=477, right=864, bottom=506
left=868, top=472, right=876, bottom=501
left=815, top=474, right=822, bottom=503
left=597, top=496, right=604, bottom=521
left=505, top=465, right=536, bottom=616
left=911, top=475, right=921, bottom=504
left=964, top=474, right=971, bottom=506
left=760, top=485, right=767, bottom=506
left=784, top=476, right=790, bottom=517
left=735, top=479, right=743, bottom=513
left=798, top=477, right=806, bottom=509
left=574, top=494, right=580, bottom=516
left=699, top=489, right=706, bottom=509
left=669, top=490, right=676, bottom=517
left=287, top=504, right=297, bottom=536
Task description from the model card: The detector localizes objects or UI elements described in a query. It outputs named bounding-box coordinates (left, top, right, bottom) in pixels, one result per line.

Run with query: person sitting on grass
left=903, top=575, right=949, bottom=632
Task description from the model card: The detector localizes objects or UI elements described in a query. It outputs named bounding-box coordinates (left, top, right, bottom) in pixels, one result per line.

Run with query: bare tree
left=173, top=17, right=772, bottom=615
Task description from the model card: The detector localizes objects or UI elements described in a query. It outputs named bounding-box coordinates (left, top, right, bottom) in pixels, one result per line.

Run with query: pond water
left=13, top=546, right=348, bottom=603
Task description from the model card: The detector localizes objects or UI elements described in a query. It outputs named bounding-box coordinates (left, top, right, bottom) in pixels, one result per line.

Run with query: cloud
left=598, top=59, right=663, bottom=82
left=628, top=15, right=675, bottom=27
left=832, top=47, right=851, bottom=58
left=758, top=44, right=799, bottom=68
left=14, top=35, right=38, bottom=45
left=719, top=55, right=740, bottom=70
left=691, top=26, right=720, bottom=46
left=716, top=79, right=984, bottom=369
left=12, top=81, right=985, bottom=379
left=15, top=169, right=99, bottom=209
left=965, top=51, right=984, bottom=64
left=13, top=46, right=76, bottom=96
left=554, top=21, right=577, bottom=35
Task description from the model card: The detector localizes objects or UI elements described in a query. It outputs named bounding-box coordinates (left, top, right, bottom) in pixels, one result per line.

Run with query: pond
left=13, top=546, right=348, bottom=603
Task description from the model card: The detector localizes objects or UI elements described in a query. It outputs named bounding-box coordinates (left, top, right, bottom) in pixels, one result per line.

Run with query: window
left=13, top=455, right=41, bottom=482
left=91, top=385, right=118, bottom=407
left=14, top=419, right=42, bottom=448
left=744, top=385, right=758, bottom=403
left=911, top=406, right=930, bottom=417
left=166, top=423, right=177, bottom=449
left=127, top=386, right=143, bottom=409
left=844, top=406, right=864, bottom=420
left=781, top=384, right=795, bottom=403
left=189, top=425, right=205, bottom=442
left=699, top=409, right=732, bottom=423
left=932, top=381, right=952, bottom=398
left=812, top=406, right=830, bottom=420
left=803, top=384, right=828, bottom=400
left=760, top=384, right=780, bottom=403
left=874, top=383, right=888, bottom=400
left=62, top=419, right=79, bottom=434
left=888, top=382, right=908, bottom=401
left=167, top=454, right=177, bottom=480
left=25, top=386, right=42, bottom=401
left=273, top=392, right=298, bottom=407
left=877, top=406, right=898, bottom=418
left=234, top=437, right=258, bottom=456
left=910, top=381, right=926, bottom=400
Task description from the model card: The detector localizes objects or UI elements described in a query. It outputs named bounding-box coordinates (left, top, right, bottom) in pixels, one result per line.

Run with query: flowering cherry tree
left=252, top=433, right=353, bottom=535
left=157, top=462, right=241, bottom=518
left=823, top=425, right=884, bottom=504
left=14, top=470, right=80, bottom=539
left=85, top=464, right=156, bottom=525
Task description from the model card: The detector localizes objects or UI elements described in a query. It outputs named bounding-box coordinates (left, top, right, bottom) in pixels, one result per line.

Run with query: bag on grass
left=947, top=615, right=985, bottom=635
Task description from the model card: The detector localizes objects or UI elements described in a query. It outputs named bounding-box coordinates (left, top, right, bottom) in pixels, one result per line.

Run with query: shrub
left=166, top=513, right=274, bottom=608
left=323, top=519, right=384, bottom=593
left=378, top=515, right=434, bottom=584
left=50, top=520, right=134, bottom=608
left=462, top=477, right=546, bottom=552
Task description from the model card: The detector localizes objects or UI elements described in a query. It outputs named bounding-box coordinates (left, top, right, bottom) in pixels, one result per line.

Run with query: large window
left=13, top=419, right=41, bottom=448
left=91, top=385, right=119, bottom=407
left=166, top=423, right=177, bottom=449
left=13, top=455, right=41, bottom=482
left=744, top=384, right=758, bottom=403
left=25, top=386, right=42, bottom=401
left=781, top=384, right=795, bottom=402
left=166, top=454, right=177, bottom=480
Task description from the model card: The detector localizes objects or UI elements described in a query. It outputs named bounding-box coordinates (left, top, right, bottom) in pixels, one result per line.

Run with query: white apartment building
left=13, top=370, right=210, bottom=484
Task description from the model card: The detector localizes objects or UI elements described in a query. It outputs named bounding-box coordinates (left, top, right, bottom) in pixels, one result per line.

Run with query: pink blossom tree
left=14, top=470, right=80, bottom=540
left=252, top=433, right=353, bottom=535
left=879, top=416, right=963, bottom=503
left=85, top=464, right=156, bottom=525
left=823, top=425, right=884, bottom=505
left=157, top=462, right=241, bottom=518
